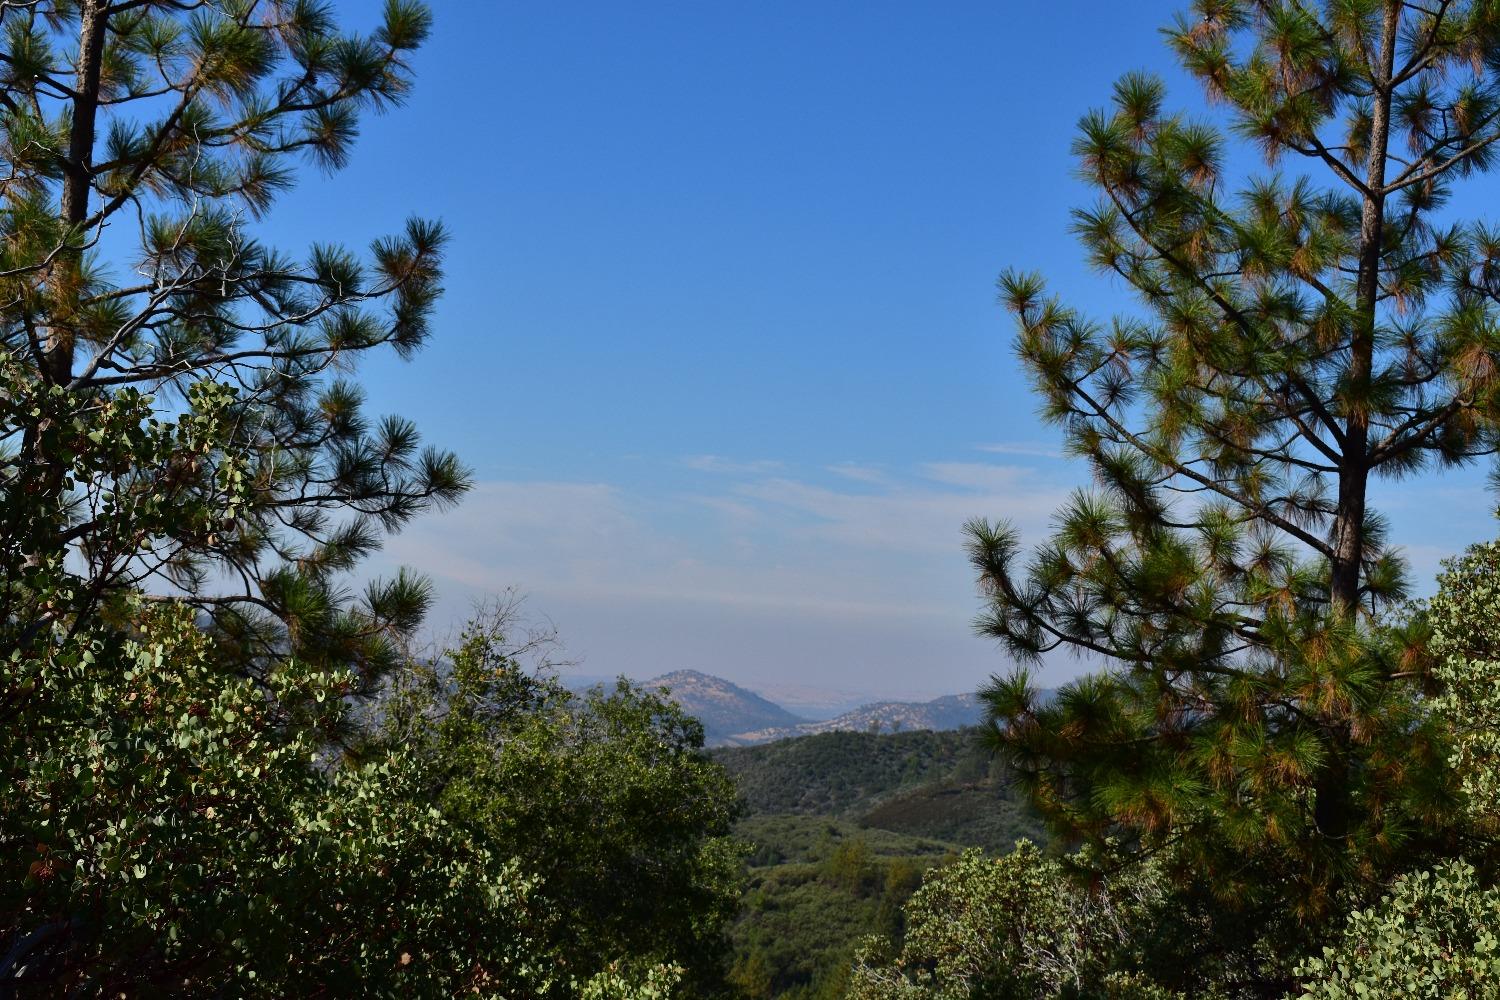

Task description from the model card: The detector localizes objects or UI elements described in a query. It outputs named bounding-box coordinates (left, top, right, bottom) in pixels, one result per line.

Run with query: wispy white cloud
left=374, top=457, right=1083, bottom=697
left=388, top=463, right=1069, bottom=612
left=975, top=441, right=1065, bottom=459
left=683, top=454, right=786, bottom=475
left=735, top=466, right=1065, bottom=557
left=918, top=461, right=1036, bottom=492
left=826, top=462, right=890, bottom=484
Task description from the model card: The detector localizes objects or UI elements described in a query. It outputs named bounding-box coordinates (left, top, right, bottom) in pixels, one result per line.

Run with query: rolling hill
left=711, top=726, right=1041, bottom=850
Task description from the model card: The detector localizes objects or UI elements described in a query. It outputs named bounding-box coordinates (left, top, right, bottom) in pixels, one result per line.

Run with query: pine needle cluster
left=0, top=1, right=468, bottom=709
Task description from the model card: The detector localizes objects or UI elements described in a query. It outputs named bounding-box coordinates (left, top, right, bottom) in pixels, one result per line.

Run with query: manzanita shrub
left=1293, top=861, right=1500, bottom=999
left=0, top=603, right=544, bottom=996
left=1430, top=537, right=1500, bottom=830
left=1290, top=536, right=1500, bottom=998
left=846, top=841, right=1203, bottom=1000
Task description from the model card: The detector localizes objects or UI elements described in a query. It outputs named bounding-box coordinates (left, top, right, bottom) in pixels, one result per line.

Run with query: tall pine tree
left=0, top=1, right=467, bottom=710
left=970, top=0, right=1500, bottom=958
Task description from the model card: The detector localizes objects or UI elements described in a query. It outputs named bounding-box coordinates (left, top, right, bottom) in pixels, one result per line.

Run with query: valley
left=708, top=727, right=1044, bottom=999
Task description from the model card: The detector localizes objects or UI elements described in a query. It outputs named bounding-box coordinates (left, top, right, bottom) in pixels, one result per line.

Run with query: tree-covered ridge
left=713, top=728, right=1041, bottom=851
left=713, top=729, right=996, bottom=817
left=717, top=728, right=1046, bottom=999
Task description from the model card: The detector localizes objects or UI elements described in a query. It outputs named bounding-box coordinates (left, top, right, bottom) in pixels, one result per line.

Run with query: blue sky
left=266, top=1, right=1496, bottom=705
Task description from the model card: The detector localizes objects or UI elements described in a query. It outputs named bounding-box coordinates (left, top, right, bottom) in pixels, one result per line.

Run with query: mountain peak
left=639, top=670, right=1000, bottom=747
left=645, top=670, right=805, bottom=745
left=726, top=692, right=985, bottom=745
left=650, top=669, right=723, bottom=685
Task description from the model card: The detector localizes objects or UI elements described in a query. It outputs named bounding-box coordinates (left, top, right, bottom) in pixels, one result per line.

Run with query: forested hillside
left=716, top=729, right=1044, bottom=997
left=713, top=728, right=1039, bottom=849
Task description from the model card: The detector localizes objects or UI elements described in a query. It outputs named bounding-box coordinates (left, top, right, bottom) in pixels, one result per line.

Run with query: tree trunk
left=1317, top=0, right=1400, bottom=844
left=1329, top=0, right=1399, bottom=618
left=16, top=1, right=109, bottom=579
left=44, top=0, right=109, bottom=386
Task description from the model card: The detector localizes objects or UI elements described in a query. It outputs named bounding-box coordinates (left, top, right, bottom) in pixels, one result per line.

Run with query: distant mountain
left=631, top=669, right=1002, bottom=747
left=644, top=669, right=805, bottom=746
left=725, top=692, right=986, bottom=745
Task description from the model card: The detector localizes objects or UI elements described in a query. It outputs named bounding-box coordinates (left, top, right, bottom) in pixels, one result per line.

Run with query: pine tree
left=969, top=0, right=1500, bottom=953
left=0, top=1, right=467, bottom=705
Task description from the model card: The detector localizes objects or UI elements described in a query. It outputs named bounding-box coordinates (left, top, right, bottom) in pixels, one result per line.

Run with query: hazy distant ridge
left=643, top=669, right=984, bottom=747
left=644, top=670, right=805, bottom=746
left=724, top=693, right=984, bottom=745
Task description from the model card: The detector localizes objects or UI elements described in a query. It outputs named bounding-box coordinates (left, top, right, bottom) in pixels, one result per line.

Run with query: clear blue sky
left=268, top=1, right=1496, bottom=705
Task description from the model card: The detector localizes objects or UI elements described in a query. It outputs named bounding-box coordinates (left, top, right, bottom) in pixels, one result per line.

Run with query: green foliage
left=1292, top=861, right=1500, bottom=999
left=1430, top=536, right=1500, bottom=828
left=846, top=842, right=1200, bottom=1000
left=0, top=605, right=541, bottom=995
left=578, top=961, right=688, bottom=1000
left=970, top=4, right=1500, bottom=985
left=1284, top=533, right=1500, bottom=997
left=375, top=605, right=746, bottom=996
left=2, top=595, right=740, bottom=997
left=0, top=0, right=469, bottom=701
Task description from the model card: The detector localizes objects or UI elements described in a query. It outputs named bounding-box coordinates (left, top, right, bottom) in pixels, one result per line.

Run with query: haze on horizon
left=268, top=0, right=1500, bottom=701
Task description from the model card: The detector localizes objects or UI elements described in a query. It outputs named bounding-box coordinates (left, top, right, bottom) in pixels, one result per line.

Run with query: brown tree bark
left=44, top=0, right=109, bottom=386
left=1317, top=0, right=1402, bottom=844
left=1329, top=0, right=1399, bottom=619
